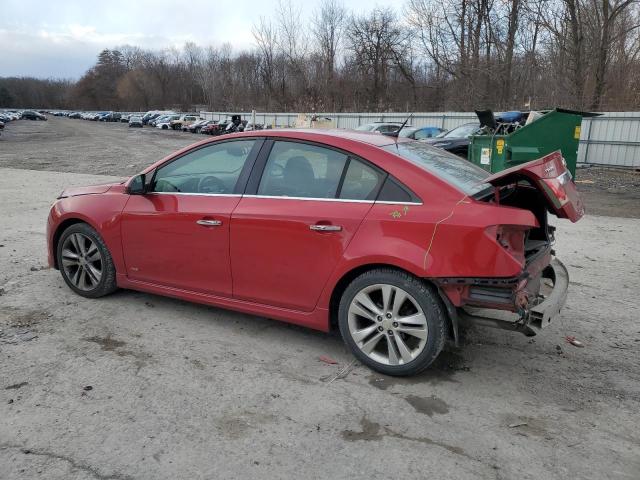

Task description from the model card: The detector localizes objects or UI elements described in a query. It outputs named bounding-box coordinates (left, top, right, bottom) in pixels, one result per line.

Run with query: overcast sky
left=0, top=0, right=403, bottom=79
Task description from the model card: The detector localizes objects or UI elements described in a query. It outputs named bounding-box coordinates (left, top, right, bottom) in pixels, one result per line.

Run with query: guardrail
left=200, top=111, right=640, bottom=168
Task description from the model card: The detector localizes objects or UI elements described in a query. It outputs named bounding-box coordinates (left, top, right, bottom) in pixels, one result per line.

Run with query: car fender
left=48, top=190, right=129, bottom=274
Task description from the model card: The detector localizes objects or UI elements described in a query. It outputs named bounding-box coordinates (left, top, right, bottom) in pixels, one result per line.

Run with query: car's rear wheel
left=57, top=223, right=117, bottom=298
left=338, top=269, right=446, bottom=376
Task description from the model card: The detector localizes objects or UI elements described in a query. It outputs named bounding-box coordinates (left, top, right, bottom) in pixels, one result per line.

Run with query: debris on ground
left=5, top=381, right=28, bottom=390
left=319, top=355, right=338, bottom=365
left=324, top=359, right=357, bottom=384
left=508, top=422, right=528, bottom=428
left=565, top=336, right=585, bottom=348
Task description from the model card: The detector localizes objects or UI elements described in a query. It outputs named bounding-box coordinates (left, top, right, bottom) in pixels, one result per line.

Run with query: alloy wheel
left=61, top=233, right=103, bottom=291
left=347, top=283, right=428, bottom=366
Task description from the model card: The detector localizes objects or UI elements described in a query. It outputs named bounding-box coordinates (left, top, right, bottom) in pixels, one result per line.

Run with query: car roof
left=236, top=128, right=413, bottom=147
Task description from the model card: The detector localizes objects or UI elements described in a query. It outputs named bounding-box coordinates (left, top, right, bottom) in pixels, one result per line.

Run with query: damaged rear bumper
left=460, top=259, right=569, bottom=336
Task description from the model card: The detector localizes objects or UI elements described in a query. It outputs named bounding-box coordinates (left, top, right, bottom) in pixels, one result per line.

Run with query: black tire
left=338, top=268, right=447, bottom=376
left=56, top=223, right=117, bottom=298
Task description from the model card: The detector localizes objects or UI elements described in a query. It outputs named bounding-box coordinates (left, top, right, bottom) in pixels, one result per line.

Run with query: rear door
left=230, top=140, right=385, bottom=311
left=121, top=139, right=262, bottom=296
left=484, top=151, right=584, bottom=222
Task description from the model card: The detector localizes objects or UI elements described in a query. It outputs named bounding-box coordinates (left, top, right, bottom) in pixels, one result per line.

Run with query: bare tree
left=346, top=7, right=405, bottom=109
left=312, top=0, right=346, bottom=89
left=6, top=0, right=640, bottom=112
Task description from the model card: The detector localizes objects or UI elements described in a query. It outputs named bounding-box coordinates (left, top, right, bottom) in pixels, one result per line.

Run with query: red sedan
left=47, top=129, right=583, bottom=375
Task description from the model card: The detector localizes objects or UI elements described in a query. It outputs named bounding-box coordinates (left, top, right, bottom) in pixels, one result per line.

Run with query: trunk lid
left=483, top=151, right=585, bottom=222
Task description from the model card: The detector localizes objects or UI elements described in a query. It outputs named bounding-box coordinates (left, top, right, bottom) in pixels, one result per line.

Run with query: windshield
left=383, top=142, right=491, bottom=196
left=355, top=123, right=377, bottom=131
left=438, top=124, right=480, bottom=139
left=398, top=127, right=418, bottom=138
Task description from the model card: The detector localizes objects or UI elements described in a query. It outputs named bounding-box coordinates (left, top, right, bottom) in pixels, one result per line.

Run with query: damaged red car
left=47, top=130, right=584, bottom=376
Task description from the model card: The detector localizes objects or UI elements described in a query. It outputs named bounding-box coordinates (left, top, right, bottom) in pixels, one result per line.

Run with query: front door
left=230, top=140, right=385, bottom=311
left=121, top=138, right=261, bottom=296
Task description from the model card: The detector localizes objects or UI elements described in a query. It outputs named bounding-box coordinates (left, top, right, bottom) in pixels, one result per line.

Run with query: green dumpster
left=468, top=108, right=600, bottom=177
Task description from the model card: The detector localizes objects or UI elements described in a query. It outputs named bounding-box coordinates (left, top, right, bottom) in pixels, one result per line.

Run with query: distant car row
left=0, top=110, right=49, bottom=136
left=59, top=109, right=264, bottom=136
left=17, top=109, right=483, bottom=158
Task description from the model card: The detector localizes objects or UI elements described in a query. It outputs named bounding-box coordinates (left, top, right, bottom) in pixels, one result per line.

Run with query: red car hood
left=58, top=181, right=124, bottom=198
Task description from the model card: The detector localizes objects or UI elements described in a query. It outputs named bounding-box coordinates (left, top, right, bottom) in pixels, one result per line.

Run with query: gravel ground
left=575, top=167, right=640, bottom=218
left=0, top=116, right=195, bottom=176
left=0, top=118, right=639, bottom=479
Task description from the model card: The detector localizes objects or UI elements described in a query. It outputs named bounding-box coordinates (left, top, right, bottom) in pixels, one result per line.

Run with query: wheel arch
left=327, top=263, right=457, bottom=342
left=51, top=218, right=92, bottom=269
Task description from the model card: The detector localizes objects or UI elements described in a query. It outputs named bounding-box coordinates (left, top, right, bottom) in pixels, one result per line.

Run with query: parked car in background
left=185, top=119, right=211, bottom=133
left=151, top=114, right=180, bottom=128
left=355, top=122, right=404, bottom=135
left=244, top=122, right=264, bottom=132
left=422, top=123, right=482, bottom=158
left=90, top=112, right=108, bottom=121
left=46, top=129, right=583, bottom=376
left=170, top=114, right=200, bottom=131
left=142, top=111, right=174, bottom=125
left=398, top=126, right=445, bottom=140
left=149, top=115, right=168, bottom=127
left=156, top=115, right=181, bottom=130
left=0, top=120, right=4, bottom=134
left=200, top=121, right=222, bottom=135
left=120, top=114, right=130, bottom=123
left=22, top=110, right=47, bottom=121
left=99, top=112, right=121, bottom=122
left=128, top=116, right=143, bottom=128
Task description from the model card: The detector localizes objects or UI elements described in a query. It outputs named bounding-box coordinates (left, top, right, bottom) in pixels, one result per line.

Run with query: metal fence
left=200, top=111, right=640, bottom=168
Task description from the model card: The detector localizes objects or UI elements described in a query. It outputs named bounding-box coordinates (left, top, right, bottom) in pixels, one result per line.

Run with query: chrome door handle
left=196, top=219, right=222, bottom=226
left=309, top=224, right=342, bottom=232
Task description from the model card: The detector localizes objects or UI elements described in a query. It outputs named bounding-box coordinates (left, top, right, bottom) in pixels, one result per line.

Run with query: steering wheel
left=154, top=179, right=180, bottom=192
left=198, top=175, right=227, bottom=194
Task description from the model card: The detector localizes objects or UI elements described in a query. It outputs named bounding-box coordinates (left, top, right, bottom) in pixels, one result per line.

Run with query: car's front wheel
left=56, top=223, right=117, bottom=298
left=338, top=269, right=446, bottom=376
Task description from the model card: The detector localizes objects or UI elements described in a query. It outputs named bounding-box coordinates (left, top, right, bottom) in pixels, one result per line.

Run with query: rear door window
left=257, top=141, right=348, bottom=199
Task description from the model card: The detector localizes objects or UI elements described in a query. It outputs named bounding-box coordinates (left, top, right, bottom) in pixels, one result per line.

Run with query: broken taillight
left=541, top=171, right=571, bottom=208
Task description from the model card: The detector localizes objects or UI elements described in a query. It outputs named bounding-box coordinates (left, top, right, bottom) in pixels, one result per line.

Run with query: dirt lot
left=0, top=117, right=639, bottom=479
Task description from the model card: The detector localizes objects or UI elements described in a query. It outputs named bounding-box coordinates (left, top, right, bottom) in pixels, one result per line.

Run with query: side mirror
left=128, top=173, right=146, bottom=195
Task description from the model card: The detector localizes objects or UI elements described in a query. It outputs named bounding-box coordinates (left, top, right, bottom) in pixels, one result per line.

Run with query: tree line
left=2, top=0, right=639, bottom=113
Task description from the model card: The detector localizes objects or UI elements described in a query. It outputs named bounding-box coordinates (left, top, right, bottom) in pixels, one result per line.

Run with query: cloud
left=0, top=0, right=402, bottom=78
